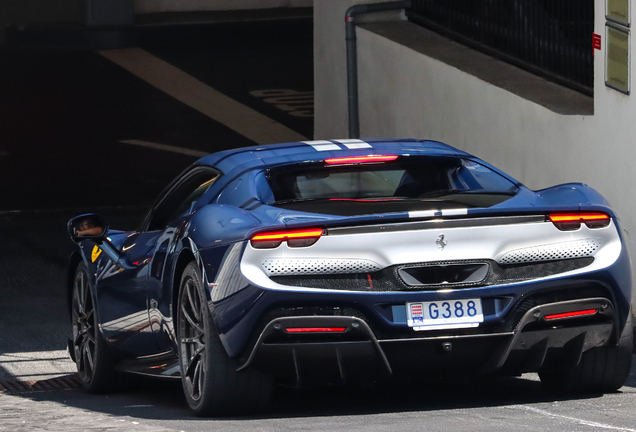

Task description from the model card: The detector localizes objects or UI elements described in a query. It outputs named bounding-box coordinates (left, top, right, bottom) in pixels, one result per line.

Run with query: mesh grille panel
left=261, top=258, right=382, bottom=276
left=498, top=239, right=602, bottom=265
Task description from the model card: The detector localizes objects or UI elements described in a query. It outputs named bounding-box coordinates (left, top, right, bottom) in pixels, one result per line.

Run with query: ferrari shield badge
left=436, top=234, right=447, bottom=250
left=91, top=245, right=102, bottom=262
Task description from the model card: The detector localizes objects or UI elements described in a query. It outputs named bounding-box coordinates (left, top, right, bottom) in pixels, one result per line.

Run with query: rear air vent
left=261, top=258, right=382, bottom=276
left=497, top=239, right=602, bottom=265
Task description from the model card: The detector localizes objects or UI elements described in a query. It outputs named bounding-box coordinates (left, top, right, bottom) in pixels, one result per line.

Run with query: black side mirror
left=68, top=214, right=108, bottom=243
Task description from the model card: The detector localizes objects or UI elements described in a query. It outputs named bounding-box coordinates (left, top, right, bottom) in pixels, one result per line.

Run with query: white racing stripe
left=333, top=139, right=372, bottom=149
left=119, top=140, right=208, bottom=157
left=442, top=208, right=468, bottom=216
left=408, top=209, right=468, bottom=218
left=99, top=48, right=307, bottom=145
left=408, top=210, right=438, bottom=218
left=302, top=140, right=341, bottom=151
left=506, top=405, right=636, bottom=432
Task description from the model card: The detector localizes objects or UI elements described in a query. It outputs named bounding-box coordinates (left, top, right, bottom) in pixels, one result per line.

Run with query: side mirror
left=68, top=214, right=108, bottom=244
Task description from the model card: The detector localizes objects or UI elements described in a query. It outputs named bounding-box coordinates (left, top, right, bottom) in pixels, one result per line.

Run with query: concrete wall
left=0, top=0, right=311, bottom=30
left=314, top=0, right=636, bottom=285
left=0, top=0, right=83, bottom=37
left=135, top=0, right=312, bottom=13
left=314, top=0, right=404, bottom=139
left=0, top=0, right=83, bottom=26
left=0, top=0, right=84, bottom=43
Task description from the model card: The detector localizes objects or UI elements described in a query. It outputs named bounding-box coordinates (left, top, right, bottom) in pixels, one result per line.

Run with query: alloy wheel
left=179, top=276, right=207, bottom=402
left=72, top=269, right=96, bottom=383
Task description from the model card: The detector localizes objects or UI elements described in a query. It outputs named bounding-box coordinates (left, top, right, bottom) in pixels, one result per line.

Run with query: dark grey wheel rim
left=179, top=275, right=206, bottom=402
left=72, top=268, right=96, bottom=384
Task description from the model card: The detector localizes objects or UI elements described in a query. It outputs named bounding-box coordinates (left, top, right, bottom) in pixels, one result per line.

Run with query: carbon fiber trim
left=326, top=215, right=546, bottom=236
left=271, top=257, right=594, bottom=291
left=239, top=305, right=369, bottom=363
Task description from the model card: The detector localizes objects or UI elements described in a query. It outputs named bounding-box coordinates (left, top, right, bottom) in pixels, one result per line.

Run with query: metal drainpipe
left=345, top=0, right=412, bottom=139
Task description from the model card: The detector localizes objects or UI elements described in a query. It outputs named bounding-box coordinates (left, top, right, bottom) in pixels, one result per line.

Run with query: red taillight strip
left=251, top=229, right=324, bottom=241
left=328, top=198, right=401, bottom=202
left=324, top=155, right=398, bottom=164
left=544, top=309, right=597, bottom=320
left=285, top=327, right=347, bottom=333
left=549, top=213, right=609, bottom=223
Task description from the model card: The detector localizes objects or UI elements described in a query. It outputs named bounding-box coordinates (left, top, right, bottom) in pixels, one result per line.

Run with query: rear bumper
left=239, top=298, right=616, bottom=386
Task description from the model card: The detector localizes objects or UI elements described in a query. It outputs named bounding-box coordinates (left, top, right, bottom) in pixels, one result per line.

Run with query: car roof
left=197, top=139, right=473, bottom=174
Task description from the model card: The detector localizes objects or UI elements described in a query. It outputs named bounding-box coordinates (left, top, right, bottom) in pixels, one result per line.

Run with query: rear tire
left=177, top=262, right=272, bottom=417
left=71, top=262, right=128, bottom=392
left=539, top=315, right=633, bottom=393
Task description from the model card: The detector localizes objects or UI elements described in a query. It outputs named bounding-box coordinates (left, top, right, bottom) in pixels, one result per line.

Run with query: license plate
left=407, top=298, right=483, bottom=331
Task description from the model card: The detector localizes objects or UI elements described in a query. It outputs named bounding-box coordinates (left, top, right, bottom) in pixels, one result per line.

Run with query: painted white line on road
left=99, top=48, right=307, bottom=145
left=507, top=405, right=636, bottom=432
left=119, top=139, right=208, bottom=158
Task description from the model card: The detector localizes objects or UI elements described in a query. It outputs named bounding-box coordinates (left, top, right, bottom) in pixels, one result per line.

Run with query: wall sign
left=606, top=24, right=631, bottom=94
left=593, top=33, right=602, bottom=56
left=607, top=0, right=630, bottom=27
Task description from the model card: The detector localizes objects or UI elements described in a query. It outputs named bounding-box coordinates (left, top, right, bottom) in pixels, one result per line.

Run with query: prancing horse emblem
left=436, top=234, right=447, bottom=250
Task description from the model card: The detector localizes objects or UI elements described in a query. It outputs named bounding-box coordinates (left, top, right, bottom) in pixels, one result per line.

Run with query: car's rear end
left=206, top=141, right=632, bottom=391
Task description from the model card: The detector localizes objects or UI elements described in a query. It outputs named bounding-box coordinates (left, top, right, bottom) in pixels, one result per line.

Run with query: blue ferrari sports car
left=67, top=139, right=633, bottom=416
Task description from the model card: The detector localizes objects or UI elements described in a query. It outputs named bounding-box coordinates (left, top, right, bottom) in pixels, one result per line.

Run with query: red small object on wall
left=593, top=33, right=602, bottom=55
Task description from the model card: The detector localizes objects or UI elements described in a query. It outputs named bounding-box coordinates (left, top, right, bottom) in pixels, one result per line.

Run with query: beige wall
left=314, top=0, right=403, bottom=139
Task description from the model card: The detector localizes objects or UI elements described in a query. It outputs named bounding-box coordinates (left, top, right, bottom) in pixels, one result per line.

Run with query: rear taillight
left=285, top=327, right=346, bottom=333
left=324, top=155, right=398, bottom=165
left=548, top=213, right=610, bottom=231
left=544, top=309, right=597, bottom=320
left=250, top=228, right=324, bottom=249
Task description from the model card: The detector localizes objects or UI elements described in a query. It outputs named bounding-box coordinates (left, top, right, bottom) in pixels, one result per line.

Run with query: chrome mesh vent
left=261, top=258, right=382, bottom=276
left=497, top=238, right=602, bottom=265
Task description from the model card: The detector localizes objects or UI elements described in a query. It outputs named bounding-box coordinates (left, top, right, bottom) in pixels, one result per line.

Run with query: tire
left=539, top=315, right=633, bottom=393
left=177, top=262, right=272, bottom=417
left=71, top=262, right=127, bottom=392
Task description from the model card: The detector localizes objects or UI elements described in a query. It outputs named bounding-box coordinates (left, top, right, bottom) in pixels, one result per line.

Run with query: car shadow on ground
left=11, top=356, right=636, bottom=422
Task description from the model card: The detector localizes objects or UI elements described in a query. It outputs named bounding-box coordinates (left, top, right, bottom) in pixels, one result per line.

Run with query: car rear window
left=265, top=156, right=519, bottom=216
left=268, top=156, right=517, bottom=201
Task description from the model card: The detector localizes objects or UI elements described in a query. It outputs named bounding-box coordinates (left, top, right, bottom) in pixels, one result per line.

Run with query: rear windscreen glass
left=267, top=156, right=518, bottom=202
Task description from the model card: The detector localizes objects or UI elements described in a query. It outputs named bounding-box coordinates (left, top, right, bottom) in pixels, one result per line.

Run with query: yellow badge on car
left=92, top=245, right=102, bottom=262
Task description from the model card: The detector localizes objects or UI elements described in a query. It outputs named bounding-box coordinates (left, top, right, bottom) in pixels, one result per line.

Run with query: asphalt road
left=2, top=13, right=636, bottom=432
left=2, top=368, right=636, bottom=431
